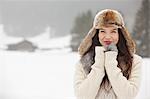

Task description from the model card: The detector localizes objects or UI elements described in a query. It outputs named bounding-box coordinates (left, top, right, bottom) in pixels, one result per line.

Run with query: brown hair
left=80, top=28, right=133, bottom=90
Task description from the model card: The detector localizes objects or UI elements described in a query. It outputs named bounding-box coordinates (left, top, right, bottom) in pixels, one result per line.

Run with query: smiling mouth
left=104, top=41, right=112, bottom=45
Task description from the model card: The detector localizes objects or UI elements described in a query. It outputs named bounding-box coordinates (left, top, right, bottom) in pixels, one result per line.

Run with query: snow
left=33, top=35, right=72, bottom=50
left=136, top=58, right=150, bottom=99
left=27, top=27, right=51, bottom=44
left=28, top=26, right=72, bottom=50
left=0, top=24, right=76, bottom=99
left=0, top=25, right=23, bottom=46
left=0, top=50, right=79, bottom=99
left=0, top=24, right=71, bottom=50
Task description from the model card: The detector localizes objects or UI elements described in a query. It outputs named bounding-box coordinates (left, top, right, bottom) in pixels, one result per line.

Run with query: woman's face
left=98, top=26, right=119, bottom=47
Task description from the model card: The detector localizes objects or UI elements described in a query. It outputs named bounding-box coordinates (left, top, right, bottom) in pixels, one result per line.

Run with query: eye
left=99, top=30, right=105, bottom=33
left=111, top=30, right=117, bottom=33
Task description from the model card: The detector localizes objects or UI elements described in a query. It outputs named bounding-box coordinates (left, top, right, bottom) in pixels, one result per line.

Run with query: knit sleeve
left=105, top=52, right=142, bottom=98
left=73, top=61, right=105, bottom=99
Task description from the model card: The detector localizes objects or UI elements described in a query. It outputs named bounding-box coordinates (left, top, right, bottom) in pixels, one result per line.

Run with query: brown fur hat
left=78, top=9, right=135, bottom=56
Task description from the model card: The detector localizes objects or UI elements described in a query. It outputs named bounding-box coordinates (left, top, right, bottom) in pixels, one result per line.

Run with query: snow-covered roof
left=0, top=24, right=23, bottom=49
left=0, top=25, right=71, bottom=50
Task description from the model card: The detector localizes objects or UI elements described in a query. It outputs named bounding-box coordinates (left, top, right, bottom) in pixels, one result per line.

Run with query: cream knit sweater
left=73, top=51, right=142, bottom=99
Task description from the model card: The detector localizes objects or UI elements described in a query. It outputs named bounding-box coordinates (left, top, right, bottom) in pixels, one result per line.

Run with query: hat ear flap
left=78, top=27, right=96, bottom=56
left=121, top=26, right=136, bottom=54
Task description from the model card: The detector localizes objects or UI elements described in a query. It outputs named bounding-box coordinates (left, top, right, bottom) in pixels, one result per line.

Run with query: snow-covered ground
left=0, top=49, right=150, bottom=99
left=0, top=49, right=78, bottom=99
left=136, top=58, right=150, bottom=99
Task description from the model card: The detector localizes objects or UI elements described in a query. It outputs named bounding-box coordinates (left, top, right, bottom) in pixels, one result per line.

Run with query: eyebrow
left=112, top=29, right=117, bottom=31
left=99, top=28, right=117, bottom=31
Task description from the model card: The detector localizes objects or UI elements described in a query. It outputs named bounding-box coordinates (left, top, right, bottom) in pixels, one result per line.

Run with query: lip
left=104, top=41, right=112, bottom=45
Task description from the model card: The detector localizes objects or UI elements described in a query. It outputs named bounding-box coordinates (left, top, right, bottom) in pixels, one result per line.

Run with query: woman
left=73, top=9, right=142, bottom=99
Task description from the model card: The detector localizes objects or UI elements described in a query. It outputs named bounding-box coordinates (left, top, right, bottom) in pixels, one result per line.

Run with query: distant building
left=7, top=39, right=38, bottom=52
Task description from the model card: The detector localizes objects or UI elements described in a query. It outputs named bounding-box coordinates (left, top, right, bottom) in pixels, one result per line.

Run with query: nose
left=104, top=33, right=111, bottom=39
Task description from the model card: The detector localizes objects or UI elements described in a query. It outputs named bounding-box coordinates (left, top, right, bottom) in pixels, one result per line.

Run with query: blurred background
left=0, top=0, right=149, bottom=99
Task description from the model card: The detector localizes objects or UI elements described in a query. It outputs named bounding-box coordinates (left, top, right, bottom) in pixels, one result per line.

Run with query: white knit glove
left=104, top=43, right=118, bottom=68
left=104, top=43, right=118, bottom=52
left=92, top=46, right=105, bottom=69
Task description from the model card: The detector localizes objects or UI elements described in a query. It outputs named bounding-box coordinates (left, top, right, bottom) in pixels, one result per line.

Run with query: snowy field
left=0, top=49, right=150, bottom=99
left=0, top=49, right=77, bottom=99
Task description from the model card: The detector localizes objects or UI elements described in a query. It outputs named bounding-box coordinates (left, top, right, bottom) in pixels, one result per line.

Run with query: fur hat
left=78, top=9, right=135, bottom=56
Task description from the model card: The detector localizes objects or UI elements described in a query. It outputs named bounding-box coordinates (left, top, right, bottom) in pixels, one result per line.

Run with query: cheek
left=113, top=34, right=119, bottom=44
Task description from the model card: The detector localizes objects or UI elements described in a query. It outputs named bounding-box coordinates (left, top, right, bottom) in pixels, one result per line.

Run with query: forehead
left=99, top=26, right=118, bottom=30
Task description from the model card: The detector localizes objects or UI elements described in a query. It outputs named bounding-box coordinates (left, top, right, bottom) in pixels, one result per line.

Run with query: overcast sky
left=0, top=0, right=142, bottom=37
left=2, top=0, right=142, bottom=1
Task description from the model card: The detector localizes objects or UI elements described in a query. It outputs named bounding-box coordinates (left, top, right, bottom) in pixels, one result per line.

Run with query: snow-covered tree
left=70, top=10, right=93, bottom=51
left=132, top=0, right=150, bottom=57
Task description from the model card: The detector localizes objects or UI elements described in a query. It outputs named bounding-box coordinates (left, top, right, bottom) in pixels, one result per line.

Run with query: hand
left=104, top=43, right=118, bottom=52
left=93, top=46, right=106, bottom=69
left=104, top=43, right=118, bottom=68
